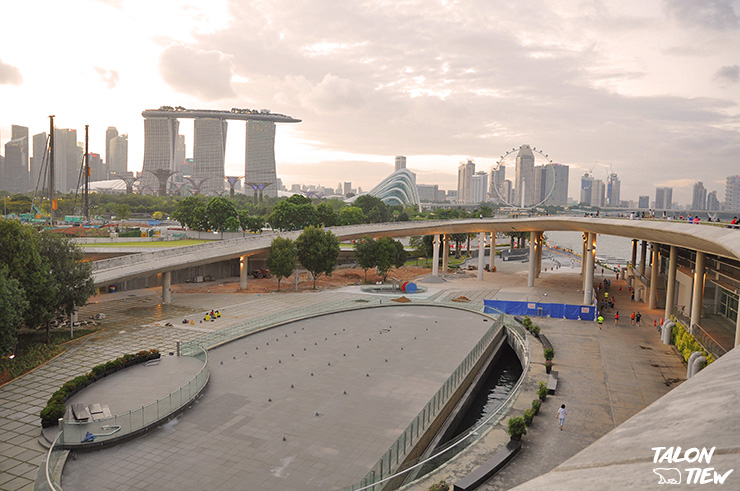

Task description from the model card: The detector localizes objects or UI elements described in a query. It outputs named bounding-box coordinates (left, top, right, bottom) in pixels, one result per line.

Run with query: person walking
left=597, top=315, right=604, bottom=328
left=557, top=404, right=567, bottom=430
left=636, top=312, right=642, bottom=326
left=630, top=312, right=636, bottom=325
left=614, top=311, right=619, bottom=325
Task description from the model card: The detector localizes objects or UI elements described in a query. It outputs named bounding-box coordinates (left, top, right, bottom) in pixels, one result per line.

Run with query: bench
left=72, top=404, right=91, bottom=421
left=539, top=333, right=553, bottom=351
left=547, top=370, right=559, bottom=395
left=454, top=440, right=521, bottom=491
left=89, top=403, right=112, bottom=421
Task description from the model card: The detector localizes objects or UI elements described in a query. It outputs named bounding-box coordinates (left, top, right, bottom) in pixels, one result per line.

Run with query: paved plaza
left=0, top=254, right=693, bottom=491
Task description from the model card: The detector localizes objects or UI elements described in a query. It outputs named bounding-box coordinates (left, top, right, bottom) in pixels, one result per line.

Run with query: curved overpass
left=91, top=217, right=740, bottom=287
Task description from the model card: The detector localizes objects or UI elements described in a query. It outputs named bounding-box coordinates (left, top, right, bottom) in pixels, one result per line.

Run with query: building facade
left=395, top=156, right=406, bottom=172
left=470, top=171, right=488, bottom=203
left=194, top=118, right=228, bottom=195
left=692, top=181, right=707, bottom=210
left=141, top=117, right=179, bottom=194
left=655, top=187, right=673, bottom=210
left=607, top=173, right=620, bottom=207
left=514, top=145, right=535, bottom=206
left=245, top=120, right=277, bottom=199
left=457, top=160, right=475, bottom=204
left=725, top=175, right=740, bottom=212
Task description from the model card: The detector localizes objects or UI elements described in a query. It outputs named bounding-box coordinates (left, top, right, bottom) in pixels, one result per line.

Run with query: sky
left=1, top=0, right=739, bottom=206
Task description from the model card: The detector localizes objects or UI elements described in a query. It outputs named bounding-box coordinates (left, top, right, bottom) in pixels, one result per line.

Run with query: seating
left=72, top=404, right=91, bottom=422
left=539, top=333, right=553, bottom=351
left=453, top=440, right=521, bottom=491
left=547, top=370, right=559, bottom=395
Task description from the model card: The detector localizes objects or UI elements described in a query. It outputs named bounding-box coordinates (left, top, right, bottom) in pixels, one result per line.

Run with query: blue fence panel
left=486, top=299, right=592, bottom=321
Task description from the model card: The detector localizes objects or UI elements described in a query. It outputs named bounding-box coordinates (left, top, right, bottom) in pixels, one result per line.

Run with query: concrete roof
left=91, top=217, right=740, bottom=287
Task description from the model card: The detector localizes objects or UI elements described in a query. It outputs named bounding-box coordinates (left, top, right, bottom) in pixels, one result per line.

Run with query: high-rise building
left=580, top=173, right=594, bottom=205
left=470, top=171, right=488, bottom=203
left=88, top=153, right=105, bottom=182
left=244, top=120, right=278, bottom=199
left=105, top=127, right=118, bottom=168
left=30, top=132, right=47, bottom=191
left=514, top=145, right=535, bottom=206
left=724, top=175, right=740, bottom=212
left=489, top=163, right=506, bottom=204
left=638, top=196, right=649, bottom=209
left=692, top=181, right=707, bottom=210
left=707, top=191, right=720, bottom=211
left=194, top=118, right=227, bottom=195
left=394, top=156, right=406, bottom=172
left=537, top=163, right=569, bottom=206
left=4, top=135, right=29, bottom=193
left=655, top=187, right=673, bottom=210
left=607, top=173, right=620, bottom=207
left=141, top=117, right=179, bottom=194
left=590, top=179, right=605, bottom=208
left=109, top=134, right=128, bottom=177
left=417, top=184, right=439, bottom=202
left=173, top=135, right=186, bottom=182
left=457, top=160, right=475, bottom=203
left=343, top=181, right=352, bottom=196
left=51, top=128, right=81, bottom=193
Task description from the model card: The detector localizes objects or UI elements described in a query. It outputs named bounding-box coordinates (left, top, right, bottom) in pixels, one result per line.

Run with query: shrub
left=40, top=402, right=66, bottom=427
left=523, top=408, right=534, bottom=426
left=507, top=416, right=527, bottom=439
left=522, top=316, right=533, bottom=329
left=530, top=325, right=541, bottom=336
left=537, top=381, right=548, bottom=400
left=543, top=348, right=554, bottom=361
left=428, top=481, right=450, bottom=491
left=531, top=399, right=541, bottom=412
left=671, top=323, right=715, bottom=365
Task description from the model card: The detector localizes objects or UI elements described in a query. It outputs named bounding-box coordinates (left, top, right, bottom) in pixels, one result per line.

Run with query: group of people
left=181, top=309, right=222, bottom=324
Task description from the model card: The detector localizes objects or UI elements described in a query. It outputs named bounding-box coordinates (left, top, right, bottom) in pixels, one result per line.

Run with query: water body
left=448, top=345, right=522, bottom=440
left=545, top=230, right=632, bottom=268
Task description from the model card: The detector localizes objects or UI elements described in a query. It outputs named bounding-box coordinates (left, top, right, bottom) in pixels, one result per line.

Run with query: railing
left=693, top=324, right=728, bottom=358
left=44, top=430, right=65, bottom=491
left=341, top=314, right=529, bottom=491
left=60, top=347, right=209, bottom=447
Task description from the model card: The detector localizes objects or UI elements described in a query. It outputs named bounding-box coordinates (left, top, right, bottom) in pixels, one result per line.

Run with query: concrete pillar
left=581, top=234, right=587, bottom=279
left=639, top=240, right=648, bottom=277
left=477, top=232, right=485, bottom=281
left=690, top=251, right=706, bottom=334
left=535, top=232, right=543, bottom=277
left=432, top=234, right=440, bottom=277
left=489, top=232, right=496, bottom=271
left=661, top=321, right=674, bottom=345
left=648, top=243, right=660, bottom=309
left=528, top=234, right=536, bottom=287
left=631, top=239, right=638, bottom=269
left=583, top=232, right=595, bottom=305
left=162, top=271, right=171, bottom=305
left=442, top=235, right=449, bottom=273
left=664, top=246, right=677, bottom=320
left=240, top=255, right=248, bottom=290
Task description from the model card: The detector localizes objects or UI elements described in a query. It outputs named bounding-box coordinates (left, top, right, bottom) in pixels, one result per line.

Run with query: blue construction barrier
left=484, top=299, right=595, bottom=321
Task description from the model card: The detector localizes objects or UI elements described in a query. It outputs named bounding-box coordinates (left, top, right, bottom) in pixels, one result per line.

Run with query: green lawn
left=80, top=239, right=212, bottom=248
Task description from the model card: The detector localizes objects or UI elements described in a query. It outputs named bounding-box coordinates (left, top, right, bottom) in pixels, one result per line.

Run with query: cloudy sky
left=1, top=0, right=739, bottom=206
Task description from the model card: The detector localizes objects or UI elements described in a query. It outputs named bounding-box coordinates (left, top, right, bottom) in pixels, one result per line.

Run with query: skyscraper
left=607, top=173, right=620, bottom=207
left=543, top=163, right=569, bottom=207
left=692, top=181, right=707, bottom=210
left=105, top=127, right=118, bottom=169
left=655, top=187, right=673, bottom=210
left=109, top=134, right=129, bottom=177
left=245, top=120, right=278, bottom=199
left=4, top=129, right=29, bottom=193
left=470, top=171, right=488, bottom=203
left=457, top=160, right=475, bottom=203
left=395, top=156, right=406, bottom=172
left=707, top=191, right=720, bottom=211
left=141, top=117, right=179, bottom=194
left=514, top=145, right=535, bottom=207
left=194, top=118, right=227, bottom=195
left=724, top=175, right=740, bottom=212
left=638, top=196, right=649, bottom=209
left=30, top=132, right=47, bottom=191
left=580, top=173, right=594, bottom=205
left=173, top=135, right=186, bottom=182
left=489, top=163, right=506, bottom=204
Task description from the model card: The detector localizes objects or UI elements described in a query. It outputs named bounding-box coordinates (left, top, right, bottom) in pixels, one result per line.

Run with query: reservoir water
left=545, top=230, right=633, bottom=268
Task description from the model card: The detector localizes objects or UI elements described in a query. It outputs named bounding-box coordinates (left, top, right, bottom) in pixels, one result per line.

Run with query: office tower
left=607, top=173, right=621, bottom=207
left=182, top=158, right=194, bottom=177
left=725, top=175, right=740, bottom=212
left=470, top=171, right=488, bottom=203
left=343, top=181, right=352, bottom=196
left=417, top=184, right=439, bottom=202
left=4, top=136, right=29, bottom=193
left=638, top=196, right=649, bottom=209
left=88, top=153, right=104, bottom=182
left=489, top=163, right=506, bottom=204
left=692, top=182, right=707, bottom=210
left=457, top=160, right=475, bottom=203
left=580, top=173, right=594, bottom=205
left=590, top=179, right=605, bottom=208
left=503, top=180, right=513, bottom=204
left=446, top=190, right=457, bottom=201
left=142, top=117, right=179, bottom=194
left=707, top=191, right=720, bottom=211
left=193, top=118, right=227, bottom=195
left=173, top=135, right=186, bottom=182
left=543, top=163, right=569, bottom=207
left=655, top=187, right=673, bottom=210
left=514, top=145, right=535, bottom=207
left=109, top=134, right=128, bottom=176
left=245, top=120, right=278, bottom=199
left=105, top=127, right=118, bottom=168
left=50, top=128, right=80, bottom=193
left=30, top=132, right=47, bottom=191
left=395, top=156, right=406, bottom=172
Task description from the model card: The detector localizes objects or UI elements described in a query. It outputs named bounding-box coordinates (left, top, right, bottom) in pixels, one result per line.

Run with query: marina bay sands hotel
left=141, top=106, right=301, bottom=197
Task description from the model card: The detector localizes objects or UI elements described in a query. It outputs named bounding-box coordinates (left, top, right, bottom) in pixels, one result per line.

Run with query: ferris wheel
left=490, top=145, right=557, bottom=209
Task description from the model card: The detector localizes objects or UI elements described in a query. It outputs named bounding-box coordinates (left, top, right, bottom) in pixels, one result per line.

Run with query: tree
left=37, top=233, right=96, bottom=343
left=354, top=236, right=377, bottom=282
left=224, top=216, right=241, bottom=232
left=451, top=233, right=468, bottom=258
left=173, top=196, right=207, bottom=229
left=286, top=194, right=312, bottom=206
left=316, top=202, right=338, bottom=227
left=409, top=235, right=433, bottom=258
left=114, top=203, right=131, bottom=219
left=206, top=197, right=238, bottom=236
left=339, top=206, right=365, bottom=225
left=239, top=211, right=265, bottom=233
left=268, top=200, right=298, bottom=231
left=0, top=266, right=29, bottom=356
left=295, top=226, right=340, bottom=289
left=375, top=237, right=407, bottom=281
left=267, top=237, right=297, bottom=291
left=354, top=195, right=389, bottom=222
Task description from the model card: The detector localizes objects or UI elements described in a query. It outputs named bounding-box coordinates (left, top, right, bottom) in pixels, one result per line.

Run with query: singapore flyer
left=490, top=144, right=557, bottom=209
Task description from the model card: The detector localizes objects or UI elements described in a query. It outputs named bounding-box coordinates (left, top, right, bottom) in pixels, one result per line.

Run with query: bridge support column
left=535, top=232, right=543, bottom=277
left=690, top=252, right=705, bottom=335
left=442, top=235, right=449, bottom=273
left=581, top=234, right=587, bottom=278
left=639, top=240, right=648, bottom=277
left=528, top=235, right=536, bottom=287
left=583, top=233, right=596, bottom=305
left=477, top=233, right=485, bottom=281
left=631, top=239, right=638, bottom=268
left=432, top=234, right=440, bottom=277
left=648, top=243, right=660, bottom=310
left=240, top=255, right=248, bottom=290
left=664, top=246, right=677, bottom=320
left=489, top=232, right=496, bottom=271
left=162, top=271, right=171, bottom=305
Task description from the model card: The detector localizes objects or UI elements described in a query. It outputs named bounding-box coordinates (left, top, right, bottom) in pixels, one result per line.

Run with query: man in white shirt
left=557, top=404, right=567, bottom=431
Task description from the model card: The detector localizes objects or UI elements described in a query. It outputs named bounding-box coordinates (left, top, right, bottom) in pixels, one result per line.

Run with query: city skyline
left=0, top=1, right=739, bottom=204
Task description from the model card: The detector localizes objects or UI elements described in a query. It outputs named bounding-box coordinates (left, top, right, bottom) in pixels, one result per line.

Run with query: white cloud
left=159, top=44, right=236, bottom=100
left=0, top=59, right=22, bottom=85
